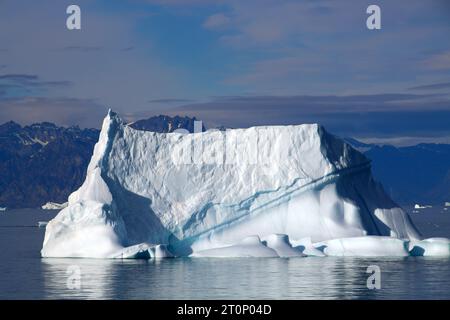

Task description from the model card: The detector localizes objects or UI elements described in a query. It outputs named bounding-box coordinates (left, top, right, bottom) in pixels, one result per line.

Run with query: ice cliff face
left=41, top=110, right=423, bottom=258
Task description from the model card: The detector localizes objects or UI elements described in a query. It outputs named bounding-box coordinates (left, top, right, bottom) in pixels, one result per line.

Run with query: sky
left=0, top=0, right=449, bottom=144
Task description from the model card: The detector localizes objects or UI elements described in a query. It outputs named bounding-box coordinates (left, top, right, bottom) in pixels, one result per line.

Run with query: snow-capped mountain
left=42, top=110, right=434, bottom=259
left=0, top=121, right=98, bottom=208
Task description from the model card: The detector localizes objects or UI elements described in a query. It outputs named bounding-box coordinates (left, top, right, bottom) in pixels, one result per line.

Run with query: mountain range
left=0, top=121, right=98, bottom=208
left=0, top=116, right=448, bottom=208
left=344, top=138, right=450, bottom=206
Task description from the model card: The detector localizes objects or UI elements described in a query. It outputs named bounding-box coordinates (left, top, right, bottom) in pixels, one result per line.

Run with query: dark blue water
left=1, top=208, right=450, bottom=299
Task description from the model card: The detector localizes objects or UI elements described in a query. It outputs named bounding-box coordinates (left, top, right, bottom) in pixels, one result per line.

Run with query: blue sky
left=0, top=0, right=449, bottom=144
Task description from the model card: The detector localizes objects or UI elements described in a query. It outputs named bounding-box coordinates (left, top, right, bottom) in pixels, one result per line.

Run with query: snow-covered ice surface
left=42, top=110, right=450, bottom=259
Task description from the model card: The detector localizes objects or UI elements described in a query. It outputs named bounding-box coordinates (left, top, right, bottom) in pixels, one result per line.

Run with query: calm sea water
left=0, top=208, right=450, bottom=300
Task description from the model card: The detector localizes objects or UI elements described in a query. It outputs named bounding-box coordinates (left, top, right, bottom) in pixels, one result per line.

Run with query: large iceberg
left=42, top=110, right=446, bottom=258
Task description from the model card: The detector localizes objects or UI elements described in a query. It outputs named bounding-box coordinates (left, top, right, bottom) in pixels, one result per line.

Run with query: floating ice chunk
left=409, top=238, right=450, bottom=257
left=191, top=236, right=279, bottom=258
left=262, top=234, right=304, bottom=257
left=317, top=236, right=409, bottom=257
left=41, top=202, right=68, bottom=210
left=37, top=221, right=48, bottom=228
left=414, top=204, right=432, bottom=209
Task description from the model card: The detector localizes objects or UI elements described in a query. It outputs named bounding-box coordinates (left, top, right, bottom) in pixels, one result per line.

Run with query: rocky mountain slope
left=0, top=121, right=99, bottom=208
left=345, top=138, right=450, bottom=205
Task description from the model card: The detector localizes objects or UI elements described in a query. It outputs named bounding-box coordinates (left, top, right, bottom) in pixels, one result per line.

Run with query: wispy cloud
left=59, top=46, right=103, bottom=52
left=163, top=93, right=450, bottom=138
left=357, top=136, right=450, bottom=147
left=0, top=74, right=38, bottom=81
left=423, top=50, right=450, bottom=70
left=0, top=73, right=72, bottom=98
left=0, top=97, right=107, bottom=128
left=58, top=45, right=136, bottom=53
left=408, top=81, right=450, bottom=91
left=203, top=13, right=231, bottom=30
left=178, top=93, right=449, bottom=114
left=148, top=98, right=194, bottom=103
left=121, top=46, right=135, bottom=52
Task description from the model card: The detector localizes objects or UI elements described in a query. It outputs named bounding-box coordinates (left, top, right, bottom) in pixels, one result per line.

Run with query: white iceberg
left=414, top=204, right=432, bottom=209
left=42, top=110, right=429, bottom=259
left=41, top=202, right=68, bottom=210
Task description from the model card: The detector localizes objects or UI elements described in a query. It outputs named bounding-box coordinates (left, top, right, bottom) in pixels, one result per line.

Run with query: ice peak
left=107, top=108, right=114, bottom=117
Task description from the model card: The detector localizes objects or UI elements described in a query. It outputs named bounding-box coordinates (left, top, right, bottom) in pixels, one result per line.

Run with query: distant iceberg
left=41, top=202, right=68, bottom=210
left=41, top=110, right=450, bottom=258
left=414, top=204, right=432, bottom=209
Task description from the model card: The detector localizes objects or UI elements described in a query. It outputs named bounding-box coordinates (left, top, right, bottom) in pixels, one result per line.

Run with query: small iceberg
left=414, top=204, right=432, bottom=209
left=41, top=202, right=68, bottom=210
left=38, top=221, right=49, bottom=228
left=0, top=207, right=7, bottom=212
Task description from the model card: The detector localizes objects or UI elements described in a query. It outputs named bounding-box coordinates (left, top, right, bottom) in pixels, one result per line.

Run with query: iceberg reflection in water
left=40, top=256, right=450, bottom=300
